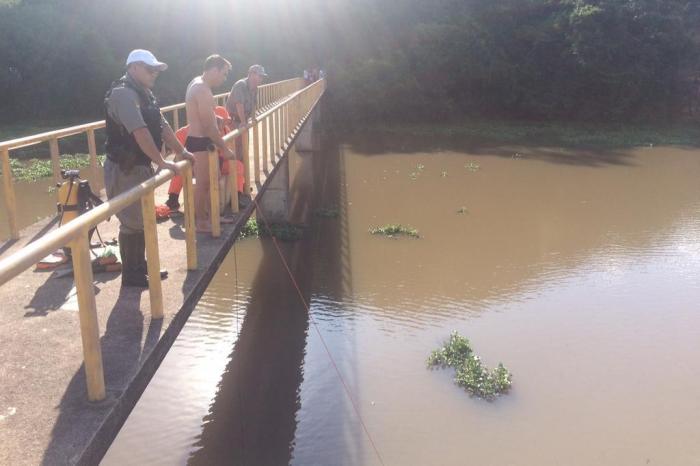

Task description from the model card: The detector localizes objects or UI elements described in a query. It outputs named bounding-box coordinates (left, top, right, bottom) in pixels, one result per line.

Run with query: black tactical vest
left=104, top=76, right=163, bottom=166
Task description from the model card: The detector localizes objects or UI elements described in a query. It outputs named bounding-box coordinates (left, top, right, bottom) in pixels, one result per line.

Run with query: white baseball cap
left=125, top=49, right=168, bottom=71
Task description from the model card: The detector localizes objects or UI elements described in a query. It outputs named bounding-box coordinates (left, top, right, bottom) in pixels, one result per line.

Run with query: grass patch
left=239, top=218, right=305, bottom=241
left=428, top=331, right=512, bottom=401
left=366, top=119, right=700, bottom=149
left=0, top=153, right=105, bottom=182
left=369, top=224, right=420, bottom=238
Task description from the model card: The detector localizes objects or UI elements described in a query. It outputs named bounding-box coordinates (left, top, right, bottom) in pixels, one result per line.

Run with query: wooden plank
left=182, top=163, right=197, bottom=270
left=141, top=189, right=164, bottom=319
left=209, top=150, right=221, bottom=237
left=86, top=128, right=101, bottom=190
left=49, top=137, right=61, bottom=183
left=253, top=120, right=260, bottom=184
left=262, top=117, right=269, bottom=173
left=70, top=229, right=106, bottom=401
left=242, top=129, right=250, bottom=194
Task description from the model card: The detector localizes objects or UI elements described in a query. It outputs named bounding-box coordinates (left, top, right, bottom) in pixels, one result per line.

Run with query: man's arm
left=161, top=123, right=194, bottom=164
left=132, top=127, right=180, bottom=172
left=235, top=102, right=247, bottom=128
left=110, top=87, right=179, bottom=173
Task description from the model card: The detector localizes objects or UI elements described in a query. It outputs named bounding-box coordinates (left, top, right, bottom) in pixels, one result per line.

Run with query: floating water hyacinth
left=427, top=331, right=512, bottom=401
left=240, top=218, right=305, bottom=241
left=369, top=224, right=420, bottom=238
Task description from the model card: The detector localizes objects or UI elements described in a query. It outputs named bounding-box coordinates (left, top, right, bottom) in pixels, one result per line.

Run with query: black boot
left=119, top=232, right=148, bottom=287
left=134, top=231, right=168, bottom=280
left=165, top=193, right=180, bottom=211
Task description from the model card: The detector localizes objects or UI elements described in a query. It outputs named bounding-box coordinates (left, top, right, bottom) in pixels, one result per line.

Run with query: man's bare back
left=185, top=76, right=216, bottom=139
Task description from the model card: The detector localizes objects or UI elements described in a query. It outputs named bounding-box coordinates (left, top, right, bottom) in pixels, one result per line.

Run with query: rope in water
left=251, top=195, right=385, bottom=466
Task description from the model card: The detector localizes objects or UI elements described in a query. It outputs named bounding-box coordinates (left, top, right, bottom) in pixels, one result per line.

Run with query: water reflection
left=104, top=131, right=700, bottom=465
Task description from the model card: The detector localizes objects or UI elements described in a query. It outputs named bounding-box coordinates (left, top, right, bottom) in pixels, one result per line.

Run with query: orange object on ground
left=155, top=204, right=171, bottom=221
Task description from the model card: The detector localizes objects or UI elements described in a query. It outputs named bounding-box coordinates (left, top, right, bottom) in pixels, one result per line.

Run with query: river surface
left=101, top=133, right=700, bottom=465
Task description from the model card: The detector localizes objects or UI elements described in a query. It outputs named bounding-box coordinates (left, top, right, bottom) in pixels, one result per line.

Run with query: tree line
left=1, top=0, right=699, bottom=126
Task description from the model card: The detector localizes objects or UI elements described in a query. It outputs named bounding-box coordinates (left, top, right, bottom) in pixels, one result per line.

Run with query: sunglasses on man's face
left=140, top=64, right=161, bottom=75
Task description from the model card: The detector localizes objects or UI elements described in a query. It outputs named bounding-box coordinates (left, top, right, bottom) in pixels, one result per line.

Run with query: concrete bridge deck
left=0, top=177, right=261, bottom=465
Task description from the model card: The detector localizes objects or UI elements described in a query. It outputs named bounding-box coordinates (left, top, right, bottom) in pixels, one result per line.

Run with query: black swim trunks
left=185, top=136, right=213, bottom=152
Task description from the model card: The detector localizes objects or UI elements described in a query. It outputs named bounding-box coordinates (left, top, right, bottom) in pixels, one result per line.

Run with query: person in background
left=225, top=64, right=268, bottom=207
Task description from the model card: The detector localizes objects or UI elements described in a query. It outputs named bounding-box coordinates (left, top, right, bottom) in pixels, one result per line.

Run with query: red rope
left=252, top=197, right=385, bottom=466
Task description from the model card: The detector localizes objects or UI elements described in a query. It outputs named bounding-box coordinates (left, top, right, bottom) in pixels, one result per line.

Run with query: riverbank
left=354, top=119, right=700, bottom=149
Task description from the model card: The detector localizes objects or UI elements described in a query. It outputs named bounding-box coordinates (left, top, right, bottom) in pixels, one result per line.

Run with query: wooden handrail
left=0, top=77, right=306, bottom=240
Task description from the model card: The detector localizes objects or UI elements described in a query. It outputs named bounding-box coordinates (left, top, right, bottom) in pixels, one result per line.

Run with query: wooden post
left=253, top=120, right=260, bottom=184
left=273, top=110, right=279, bottom=158
left=49, top=137, right=61, bottom=183
left=209, top=149, right=221, bottom=237
left=182, top=163, right=197, bottom=270
left=70, top=229, right=106, bottom=402
left=1, top=148, right=19, bottom=240
left=87, top=129, right=101, bottom=191
left=141, top=189, right=164, bottom=319
left=281, top=105, right=287, bottom=150
left=229, top=149, right=239, bottom=214
left=262, top=117, right=269, bottom=173
left=242, top=128, right=250, bottom=194
left=173, top=109, right=179, bottom=131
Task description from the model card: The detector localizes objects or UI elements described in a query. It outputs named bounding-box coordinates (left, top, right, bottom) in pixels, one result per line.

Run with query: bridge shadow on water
left=187, top=132, right=362, bottom=465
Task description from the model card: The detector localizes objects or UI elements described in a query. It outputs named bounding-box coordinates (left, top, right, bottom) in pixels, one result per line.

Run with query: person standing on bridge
left=104, top=49, right=194, bottom=288
left=185, top=54, right=236, bottom=233
left=225, top=64, right=268, bottom=207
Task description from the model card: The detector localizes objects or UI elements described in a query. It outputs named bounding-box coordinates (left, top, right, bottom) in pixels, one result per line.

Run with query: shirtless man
left=185, top=55, right=236, bottom=233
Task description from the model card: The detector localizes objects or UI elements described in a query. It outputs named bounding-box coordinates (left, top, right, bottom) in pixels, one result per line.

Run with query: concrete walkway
left=0, top=175, right=266, bottom=465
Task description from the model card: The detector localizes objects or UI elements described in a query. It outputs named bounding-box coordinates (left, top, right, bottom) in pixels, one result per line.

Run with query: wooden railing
left=0, top=78, right=324, bottom=402
left=0, top=77, right=306, bottom=241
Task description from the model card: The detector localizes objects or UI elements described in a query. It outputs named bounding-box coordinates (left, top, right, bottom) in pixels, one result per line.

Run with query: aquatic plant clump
left=427, top=331, right=512, bottom=400
left=0, top=154, right=106, bottom=182
left=239, top=218, right=305, bottom=241
left=369, top=224, right=420, bottom=238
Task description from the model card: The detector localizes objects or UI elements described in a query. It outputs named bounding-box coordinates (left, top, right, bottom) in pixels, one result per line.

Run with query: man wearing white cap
left=104, top=49, right=193, bottom=287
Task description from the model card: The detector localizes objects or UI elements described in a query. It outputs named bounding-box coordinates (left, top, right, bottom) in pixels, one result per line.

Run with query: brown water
left=0, top=166, right=101, bottom=241
left=102, top=134, right=700, bottom=466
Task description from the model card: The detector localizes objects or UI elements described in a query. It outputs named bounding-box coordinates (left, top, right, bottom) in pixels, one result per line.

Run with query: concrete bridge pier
left=258, top=104, right=321, bottom=223
left=294, top=105, right=321, bottom=153
left=257, top=157, right=290, bottom=223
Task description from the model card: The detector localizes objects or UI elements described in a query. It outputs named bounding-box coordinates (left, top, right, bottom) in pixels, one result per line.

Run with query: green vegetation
left=314, top=207, right=340, bottom=218
left=369, top=224, right=420, bottom=238
left=0, top=154, right=105, bottom=182
left=428, top=332, right=512, bottom=401
left=240, top=218, right=305, bottom=242
left=2, top=0, right=698, bottom=127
